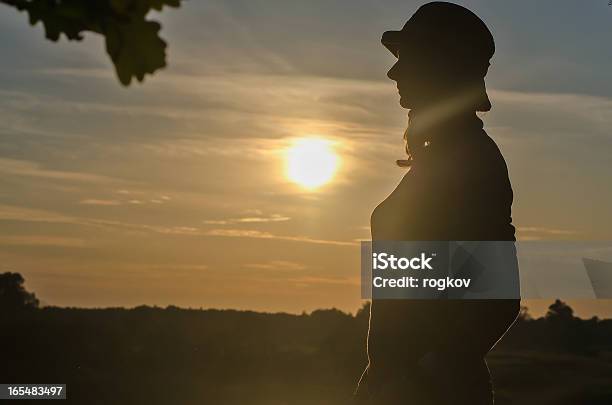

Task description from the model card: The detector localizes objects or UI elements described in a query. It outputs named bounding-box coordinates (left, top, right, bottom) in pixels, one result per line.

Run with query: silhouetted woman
left=355, top=2, right=520, bottom=404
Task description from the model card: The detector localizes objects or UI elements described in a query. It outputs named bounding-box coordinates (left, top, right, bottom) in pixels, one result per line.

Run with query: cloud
left=517, top=226, right=577, bottom=235
left=234, top=214, right=290, bottom=223
left=516, top=226, right=579, bottom=240
left=80, top=199, right=122, bottom=206
left=286, top=275, right=360, bottom=287
left=489, top=89, right=612, bottom=139
left=244, top=260, right=307, bottom=271
left=0, top=204, right=297, bottom=242
left=0, top=204, right=171, bottom=234
left=0, top=158, right=122, bottom=184
left=202, top=220, right=229, bottom=225
left=80, top=195, right=170, bottom=207
left=203, top=212, right=290, bottom=225
left=150, top=226, right=201, bottom=236
left=0, top=235, right=86, bottom=248
left=0, top=204, right=76, bottom=224
left=113, top=263, right=210, bottom=276
left=205, top=228, right=357, bottom=246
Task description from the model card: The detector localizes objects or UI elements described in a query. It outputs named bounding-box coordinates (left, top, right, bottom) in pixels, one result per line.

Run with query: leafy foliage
left=1, top=0, right=182, bottom=85
left=546, top=298, right=575, bottom=321
left=0, top=272, right=39, bottom=311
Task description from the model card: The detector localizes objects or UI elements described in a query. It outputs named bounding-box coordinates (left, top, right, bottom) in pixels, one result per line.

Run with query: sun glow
left=286, top=137, right=340, bottom=189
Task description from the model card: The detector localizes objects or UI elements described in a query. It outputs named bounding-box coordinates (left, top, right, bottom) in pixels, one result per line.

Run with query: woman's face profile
left=387, top=43, right=456, bottom=111
left=387, top=46, right=435, bottom=110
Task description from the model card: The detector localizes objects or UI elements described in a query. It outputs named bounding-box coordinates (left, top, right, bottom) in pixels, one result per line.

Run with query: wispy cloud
left=0, top=235, right=86, bottom=248
left=0, top=158, right=121, bottom=184
left=203, top=212, right=290, bottom=225
left=0, top=204, right=76, bottom=224
left=516, top=226, right=579, bottom=240
left=0, top=205, right=355, bottom=246
left=244, top=260, right=307, bottom=271
left=0, top=204, right=290, bottom=242
left=202, top=220, right=230, bottom=225
left=233, top=214, right=290, bottom=223
left=79, top=199, right=122, bottom=206
left=0, top=204, right=176, bottom=234
left=80, top=195, right=171, bottom=206
left=286, top=275, right=360, bottom=287
left=205, top=228, right=357, bottom=246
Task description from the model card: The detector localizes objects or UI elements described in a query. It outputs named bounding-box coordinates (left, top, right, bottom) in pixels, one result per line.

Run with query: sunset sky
left=1, top=0, right=611, bottom=316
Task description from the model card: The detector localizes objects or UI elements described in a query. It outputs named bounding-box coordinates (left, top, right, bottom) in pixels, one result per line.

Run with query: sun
left=285, top=137, right=340, bottom=189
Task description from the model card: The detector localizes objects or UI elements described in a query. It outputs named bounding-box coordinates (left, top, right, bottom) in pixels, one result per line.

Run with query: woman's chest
left=370, top=168, right=435, bottom=240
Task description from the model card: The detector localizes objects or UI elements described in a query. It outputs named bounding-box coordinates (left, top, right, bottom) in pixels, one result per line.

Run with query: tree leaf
left=1, top=0, right=183, bottom=86
left=104, top=18, right=167, bottom=86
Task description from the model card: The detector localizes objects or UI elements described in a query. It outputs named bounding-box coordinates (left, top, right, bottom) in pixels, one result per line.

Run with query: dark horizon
left=4, top=276, right=612, bottom=404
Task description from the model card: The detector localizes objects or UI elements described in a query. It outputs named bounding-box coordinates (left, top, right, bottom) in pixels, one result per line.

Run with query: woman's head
left=382, top=2, right=494, bottom=112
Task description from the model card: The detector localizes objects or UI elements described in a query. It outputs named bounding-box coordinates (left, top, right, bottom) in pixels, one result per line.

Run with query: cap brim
left=381, top=30, right=405, bottom=58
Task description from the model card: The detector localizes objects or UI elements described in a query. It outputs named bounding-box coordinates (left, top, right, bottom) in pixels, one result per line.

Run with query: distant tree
left=545, top=299, right=575, bottom=322
left=0, top=272, right=39, bottom=311
left=0, top=0, right=183, bottom=86
left=517, top=304, right=531, bottom=321
left=310, top=308, right=351, bottom=325
left=543, top=299, right=591, bottom=354
left=355, top=301, right=370, bottom=323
